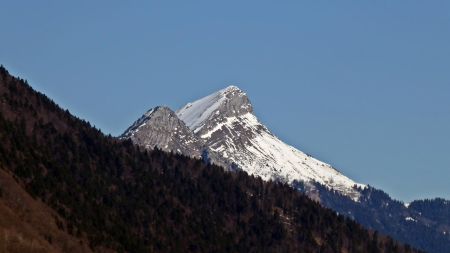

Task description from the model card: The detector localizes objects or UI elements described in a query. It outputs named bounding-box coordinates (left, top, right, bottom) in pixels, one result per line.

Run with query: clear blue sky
left=1, top=1, right=449, bottom=202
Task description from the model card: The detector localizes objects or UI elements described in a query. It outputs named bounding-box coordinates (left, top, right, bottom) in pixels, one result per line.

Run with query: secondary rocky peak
left=121, top=106, right=173, bottom=139
left=121, top=106, right=204, bottom=158
left=146, top=106, right=173, bottom=118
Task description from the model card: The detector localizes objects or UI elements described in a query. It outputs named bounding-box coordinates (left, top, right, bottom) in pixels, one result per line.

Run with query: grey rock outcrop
left=121, top=106, right=204, bottom=158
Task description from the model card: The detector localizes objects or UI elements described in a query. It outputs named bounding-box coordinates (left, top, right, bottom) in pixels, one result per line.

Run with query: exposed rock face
left=121, top=106, right=204, bottom=158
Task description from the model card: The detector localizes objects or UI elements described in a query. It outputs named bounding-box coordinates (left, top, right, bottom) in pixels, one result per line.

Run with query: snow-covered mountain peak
left=176, top=86, right=365, bottom=200
left=176, top=85, right=253, bottom=133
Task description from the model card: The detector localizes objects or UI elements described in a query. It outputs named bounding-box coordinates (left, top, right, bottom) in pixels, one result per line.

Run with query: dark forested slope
left=0, top=66, right=421, bottom=253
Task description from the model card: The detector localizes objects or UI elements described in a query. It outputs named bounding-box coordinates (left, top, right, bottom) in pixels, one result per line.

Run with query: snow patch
left=405, top=217, right=417, bottom=222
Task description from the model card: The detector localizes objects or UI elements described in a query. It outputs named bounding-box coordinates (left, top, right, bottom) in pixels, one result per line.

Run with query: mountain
left=123, top=87, right=364, bottom=199
left=0, top=65, right=422, bottom=252
left=123, top=85, right=363, bottom=198
left=123, top=85, right=450, bottom=253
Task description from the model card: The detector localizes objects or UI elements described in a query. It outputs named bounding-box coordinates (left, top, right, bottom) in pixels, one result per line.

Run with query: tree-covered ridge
left=0, top=66, right=422, bottom=252
left=312, top=182, right=450, bottom=253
